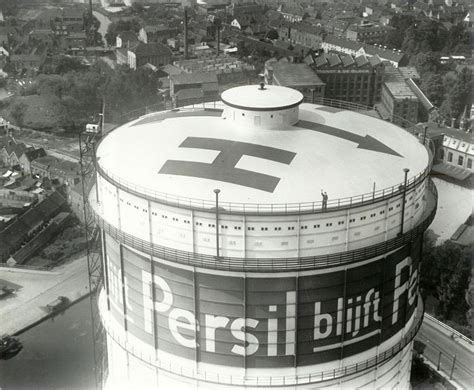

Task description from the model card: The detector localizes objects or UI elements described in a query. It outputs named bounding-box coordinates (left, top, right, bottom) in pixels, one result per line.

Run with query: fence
left=96, top=98, right=434, bottom=216
left=89, top=179, right=437, bottom=272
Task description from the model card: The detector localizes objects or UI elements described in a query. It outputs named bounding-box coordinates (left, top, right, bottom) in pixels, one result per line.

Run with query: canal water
left=0, top=297, right=98, bottom=390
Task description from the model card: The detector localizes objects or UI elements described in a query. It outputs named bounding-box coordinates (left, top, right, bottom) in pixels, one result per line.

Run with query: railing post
left=399, top=168, right=410, bottom=236
left=450, top=354, right=456, bottom=379
left=214, top=189, right=220, bottom=260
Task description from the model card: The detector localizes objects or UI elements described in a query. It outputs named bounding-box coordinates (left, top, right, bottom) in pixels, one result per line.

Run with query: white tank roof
left=221, top=84, right=304, bottom=111
left=96, top=88, right=430, bottom=210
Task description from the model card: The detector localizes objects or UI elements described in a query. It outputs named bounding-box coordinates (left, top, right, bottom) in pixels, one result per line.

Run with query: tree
left=384, top=13, right=417, bottom=50
left=444, top=23, right=471, bottom=55
left=442, top=68, right=472, bottom=122
left=420, top=240, right=471, bottom=323
left=410, top=52, right=441, bottom=76
left=10, top=101, right=27, bottom=130
left=0, top=0, right=18, bottom=16
left=420, top=73, right=445, bottom=107
left=56, top=56, right=87, bottom=74
left=105, top=18, right=142, bottom=46
left=36, top=74, right=66, bottom=98
left=266, top=29, right=279, bottom=40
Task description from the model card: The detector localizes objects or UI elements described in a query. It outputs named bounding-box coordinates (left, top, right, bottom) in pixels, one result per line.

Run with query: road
left=0, top=255, right=90, bottom=336
left=417, top=316, right=474, bottom=389
left=8, top=123, right=80, bottom=162
left=93, top=10, right=112, bottom=47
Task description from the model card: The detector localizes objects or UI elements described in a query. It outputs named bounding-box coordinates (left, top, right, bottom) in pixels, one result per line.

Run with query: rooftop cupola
left=221, top=83, right=304, bottom=129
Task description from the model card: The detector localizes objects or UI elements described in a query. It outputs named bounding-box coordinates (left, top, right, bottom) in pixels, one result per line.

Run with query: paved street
left=0, top=255, right=90, bottom=336
left=417, top=316, right=474, bottom=389
left=93, top=10, right=111, bottom=47
left=428, top=177, right=473, bottom=243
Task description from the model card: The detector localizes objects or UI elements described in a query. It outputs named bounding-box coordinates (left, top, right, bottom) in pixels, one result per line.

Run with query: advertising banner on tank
left=104, top=236, right=420, bottom=368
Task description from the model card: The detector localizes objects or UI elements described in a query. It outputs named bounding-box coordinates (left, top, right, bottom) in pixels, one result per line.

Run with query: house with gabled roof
left=18, top=147, right=47, bottom=173
left=138, top=25, right=178, bottom=44
left=277, top=4, right=307, bottom=23
left=127, top=42, right=172, bottom=70
left=0, top=137, right=28, bottom=168
left=322, top=35, right=408, bottom=67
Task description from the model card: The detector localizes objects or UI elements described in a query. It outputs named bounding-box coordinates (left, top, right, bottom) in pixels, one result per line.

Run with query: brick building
left=169, top=71, right=219, bottom=108
left=379, top=81, right=419, bottom=126
left=277, top=22, right=325, bottom=49
left=345, top=21, right=394, bottom=44
left=138, top=25, right=178, bottom=44
left=305, top=52, right=385, bottom=106
left=265, top=61, right=325, bottom=102
left=30, top=156, right=81, bottom=187
left=321, top=35, right=408, bottom=68
left=127, top=42, right=172, bottom=70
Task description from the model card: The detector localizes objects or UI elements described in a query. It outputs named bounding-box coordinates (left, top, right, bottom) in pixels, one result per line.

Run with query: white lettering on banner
left=392, top=257, right=417, bottom=324
left=231, top=318, right=259, bottom=356
left=313, top=287, right=382, bottom=349
left=133, top=255, right=417, bottom=358
left=169, top=308, right=196, bottom=348
left=205, top=315, right=230, bottom=352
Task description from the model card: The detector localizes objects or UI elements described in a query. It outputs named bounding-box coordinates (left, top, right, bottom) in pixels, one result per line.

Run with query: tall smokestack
left=214, top=17, right=222, bottom=57
left=217, top=24, right=220, bottom=56
left=184, top=8, right=189, bottom=59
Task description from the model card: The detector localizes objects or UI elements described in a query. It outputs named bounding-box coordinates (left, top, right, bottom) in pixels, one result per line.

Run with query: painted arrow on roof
left=296, top=120, right=402, bottom=157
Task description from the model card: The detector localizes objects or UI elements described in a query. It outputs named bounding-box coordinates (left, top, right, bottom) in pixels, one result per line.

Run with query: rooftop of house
left=23, top=147, right=46, bottom=162
left=347, top=22, right=394, bottom=33
left=1, top=137, right=28, bottom=158
left=423, top=122, right=474, bottom=145
left=0, top=191, right=65, bottom=255
left=173, top=55, right=253, bottom=73
left=170, top=71, right=218, bottom=85
left=272, top=62, right=324, bottom=87
left=31, top=156, right=80, bottom=175
left=281, top=21, right=325, bottom=36
left=160, top=64, right=183, bottom=76
left=323, top=35, right=406, bottom=63
left=175, top=87, right=205, bottom=100
left=129, top=42, right=172, bottom=57
left=117, top=31, right=139, bottom=43
left=384, top=81, right=418, bottom=100
left=308, top=52, right=382, bottom=69
left=143, top=24, right=176, bottom=33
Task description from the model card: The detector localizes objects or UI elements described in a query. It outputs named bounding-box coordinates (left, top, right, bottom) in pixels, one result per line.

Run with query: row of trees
left=6, top=57, right=162, bottom=133
left=420, top=238, right=471, bottom=335
left=410, top=53, right=472, bottom=123
left=385, top=14, right=471, bottom=56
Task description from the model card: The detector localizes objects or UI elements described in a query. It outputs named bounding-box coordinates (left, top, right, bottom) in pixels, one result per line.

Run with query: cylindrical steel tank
left=90, top=85, right=437, bottom=389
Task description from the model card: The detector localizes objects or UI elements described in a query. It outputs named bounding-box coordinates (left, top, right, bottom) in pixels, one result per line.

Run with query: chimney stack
left=184, top=8, right=189, bottom=59
left=216, top=20, right=221, bottom=56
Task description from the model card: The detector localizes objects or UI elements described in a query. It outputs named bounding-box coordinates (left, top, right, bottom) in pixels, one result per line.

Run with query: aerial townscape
left=0, top=0, right=472, bottom=389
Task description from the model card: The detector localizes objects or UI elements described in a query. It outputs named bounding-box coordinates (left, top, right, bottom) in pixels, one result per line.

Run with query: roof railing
left=95, top=98, right=434, bottom=216
left=88, top=179, right=437, bottom=272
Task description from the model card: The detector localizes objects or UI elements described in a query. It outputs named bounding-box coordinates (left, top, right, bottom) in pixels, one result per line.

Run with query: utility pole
left=214, top=189, right=220, bottom=260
